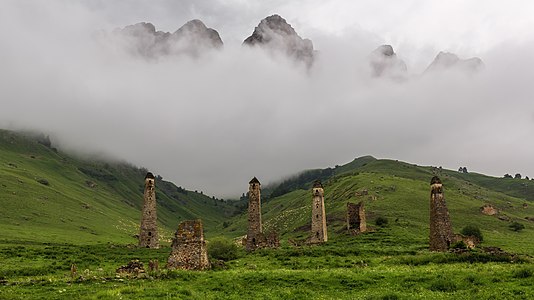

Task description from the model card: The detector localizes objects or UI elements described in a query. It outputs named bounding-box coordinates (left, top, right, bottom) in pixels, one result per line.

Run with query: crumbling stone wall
left=309, top=180, right=327, bottom=244
left=167, top=219, right=210, bottom=270
left=139, top=172, right=159, bottom=248
left=429, top=176, right=454, bottom=251
left=116, top=260, right=145, bottom=277
left=347, top=201, right=366, bottom=234
left=453, top=234, right=480, bottom=249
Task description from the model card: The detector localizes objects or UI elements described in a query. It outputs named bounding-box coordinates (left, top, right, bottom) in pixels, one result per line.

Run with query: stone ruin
left=139, top=172, right=159, bottom=248
left=167, top=219, right=210, bottom=270
left=309, top=180, right=328, bottom=244
left=429, top=176, right=454, bottom=251
left=245, top=177, right=280, bottom=251
left=454, top=234, right=480, bottom=249
left=116, top=260, right=146, bottom=277
left=347, top=201, right=367, bottom=235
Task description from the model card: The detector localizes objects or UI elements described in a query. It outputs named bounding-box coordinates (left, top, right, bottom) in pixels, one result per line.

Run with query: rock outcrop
left=243, top=14, right=314, bottom=67
left=112, top=20, right=223, bottom=58
left=369, top=45, right=407, bottom=78
left=425, top=52, right=484, bottom=73
left=480, top=204, right=499, bottom=216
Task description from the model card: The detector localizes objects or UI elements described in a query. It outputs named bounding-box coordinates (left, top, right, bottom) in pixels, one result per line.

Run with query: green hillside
left=1, top=131, right=533, bottom=299
left=223, top=157, right=534, bottom=255
left=0, top=130, right=236, bottom=245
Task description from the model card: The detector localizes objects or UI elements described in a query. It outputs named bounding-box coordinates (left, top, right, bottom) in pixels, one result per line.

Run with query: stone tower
left=167, top=219, right=210, bottom=270
left=347, top=201, right=367, bottom=234
left=429, top=176, right=454, bottom=251
left=246, top=177, right=262, bottom=251
left=139, top=172, right=159, bottom=248
left=310, top=180, right=327, bottom=244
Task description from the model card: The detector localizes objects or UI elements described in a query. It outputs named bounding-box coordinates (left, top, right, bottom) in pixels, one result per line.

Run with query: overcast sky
left=1, top=0, right=533, bottom=197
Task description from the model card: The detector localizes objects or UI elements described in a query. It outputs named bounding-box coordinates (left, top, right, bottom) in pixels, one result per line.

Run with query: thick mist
left=1, top=1, right=533, bottom=197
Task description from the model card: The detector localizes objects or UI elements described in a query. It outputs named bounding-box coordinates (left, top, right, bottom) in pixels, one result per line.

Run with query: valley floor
left=1, top=231, right=533, bottom=300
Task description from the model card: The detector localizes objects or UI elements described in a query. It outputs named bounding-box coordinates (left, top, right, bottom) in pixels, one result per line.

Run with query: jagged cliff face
left=425, top=51, right=484, bottom=73
left=243, top=15, right=314, bottom=67
left=369, top=45, right=408, bottom=79
left=112, top=20, right=223, bottom=58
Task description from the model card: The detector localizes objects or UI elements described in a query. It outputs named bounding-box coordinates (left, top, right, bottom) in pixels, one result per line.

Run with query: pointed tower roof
left=430, top=176, right=441, bottom=185
left=145, top=172, right=155, bottom=179
left=313, top=180, right=323, bottom=188
left=249, top=177, right=260, bottom=184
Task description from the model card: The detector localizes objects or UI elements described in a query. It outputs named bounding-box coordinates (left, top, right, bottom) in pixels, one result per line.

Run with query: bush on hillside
left=208, top=237, right=239, bottom=261
left=37, top=179, right=49, bottom=186
left=460, top=225, right=483, bottom=242
left=509, top=222, right=525, bottom=232
left=375, top=216, right=388, bottom=227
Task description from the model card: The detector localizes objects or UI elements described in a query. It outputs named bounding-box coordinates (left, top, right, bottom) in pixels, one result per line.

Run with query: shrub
left=37, top=179, right=49, bottom=186
left=513, top=268, right=533, bottom=279
left=461, top=225, right=483, bottom=242
left=509, top=222, right=525, bottom=232
left=450, top=241, right=468, bottom=250
left=375, top=216, right=388, bottom=227
left=380, top=293, right=399, bottom=300
left=429, top=278, right=457, bottom=292
left=208, top=238, right=239, bottom=261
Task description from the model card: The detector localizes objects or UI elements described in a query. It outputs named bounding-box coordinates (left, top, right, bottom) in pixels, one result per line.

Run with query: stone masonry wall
left=429, top=176, right=454, bottom=251
left=347, top=201, right=366, bottom=234
left=139, top=172, right=159, bottom=248
left=246, top=177, right=263, bottom=251
left=309, top=180, right=327, bottom=244
left=167, top=219, right=210, bottom=270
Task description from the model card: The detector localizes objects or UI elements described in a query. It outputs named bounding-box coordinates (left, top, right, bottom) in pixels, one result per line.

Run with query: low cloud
left=1, top=1, right=533, bottom=197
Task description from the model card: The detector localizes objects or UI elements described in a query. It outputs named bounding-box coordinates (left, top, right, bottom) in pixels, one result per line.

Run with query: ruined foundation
left=139, top=172, right=159, bottom=248
left=347, top=201, right=367, bottom=234
left=429, top=176, right=454, bottom=251
left=167, top=219, right=210, bottom=270
left=309, top=180, right=327, bottom=244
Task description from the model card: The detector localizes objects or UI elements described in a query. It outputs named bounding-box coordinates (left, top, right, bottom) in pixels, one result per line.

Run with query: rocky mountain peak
left=426, top=51, right=484, bottom=73
left=112, top=19, right=223, bottom=59
left=243, top=14, right=314, bottom=67
left=172, top=19, right=223, bottom=50
left=374, top=45, right=395, bottom=57
left=369, top=44, right=407, bottom=78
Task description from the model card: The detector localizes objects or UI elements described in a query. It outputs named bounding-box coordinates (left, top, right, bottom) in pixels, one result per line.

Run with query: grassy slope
left=223, top=158, right=534, bottom=255
left=0, top=130, right=234, bottom=244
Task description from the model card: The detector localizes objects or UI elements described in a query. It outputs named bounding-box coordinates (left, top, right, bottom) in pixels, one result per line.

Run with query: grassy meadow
left=1, top=230, right=533, bottom=299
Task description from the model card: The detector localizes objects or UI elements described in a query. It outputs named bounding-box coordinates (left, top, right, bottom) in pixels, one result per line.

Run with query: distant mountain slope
left=223, top=157, right=534, bottom=255
left=0, top=130, right=235, bottom=244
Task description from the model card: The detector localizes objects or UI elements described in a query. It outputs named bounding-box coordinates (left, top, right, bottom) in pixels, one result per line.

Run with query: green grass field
left=1, top=231, right=532, bottom=299
left=1, top=129, right=533, bottom=299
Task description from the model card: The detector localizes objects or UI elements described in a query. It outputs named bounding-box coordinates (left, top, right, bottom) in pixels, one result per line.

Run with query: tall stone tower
left=167, top=219, right=210, bottom=270
left=139, top=172, right=159, bottom=248
left=429, top=176, right=454, bottom=251
left=246, top=177, right=262, bottom=251
left=310, top=180, right=327, bottom=244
